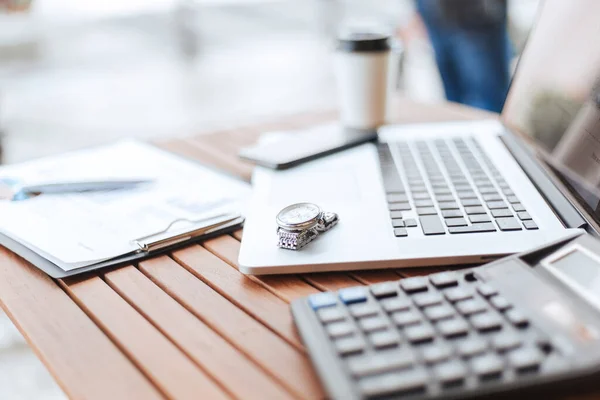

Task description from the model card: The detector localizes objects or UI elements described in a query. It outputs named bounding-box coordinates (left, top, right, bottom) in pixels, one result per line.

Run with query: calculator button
left=508, top=347, right=543, bottom=373
left=492, top=332, right=522, bottom=353
left=476, top=284, right=498, bottom=298
left=437, top=318, right=469, bottom=338
left=359, top=368, right=428, bottom=398
left=335, top=336, right=365, bottom=356
left=400, top=277, right=429, bottom=294
left=369, top=330, right=401, bottom=349
left=490, top=295, right=513, bottom=312
left=392, top=310, right=422, bottom=327
left=444, top=287, right=474, bottom=303
left=370, top=282, right=398, bottom=299
left=471, top=313, right=504, bottom=333
left=381, top=297, right=412, bottom=313
left=457, top=338, right=488, bottom=357
left=308, top=292, right=337, bottom=309
left=470, top=353, right=504, bottom=379
left=429, top=272, right=459, bottom=288
left=505, top=309, right=529, bottom=328
left=434, top=360, right=467, bottom=387
left=456, top=298, right=488, bottom=316
left=348, top=350, right=414, bottom=377
left=318, top=307, right=346, bottom=323
left=350, top=303, right=380, bottom=319
left=359, top=316, right=389, bottom=333
left=412, top=292, right=443, bottom=308
left=404, top=324, right=436, bottom=344
left=339, top=287, right=368, bottom=305
left=423, top=304, right=455, bottom=322
left=422, top=343, right=452, bottom=364
left=327, top=321, right=356, bottom=338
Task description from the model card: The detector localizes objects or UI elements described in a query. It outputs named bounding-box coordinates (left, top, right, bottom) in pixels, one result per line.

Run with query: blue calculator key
left=339, top=287, right=368, bottom=305
left=309, top=292, right=338, bottom=310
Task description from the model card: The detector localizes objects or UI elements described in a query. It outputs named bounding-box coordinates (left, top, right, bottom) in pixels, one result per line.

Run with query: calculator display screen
left=547, top=249, right=600, bottom=305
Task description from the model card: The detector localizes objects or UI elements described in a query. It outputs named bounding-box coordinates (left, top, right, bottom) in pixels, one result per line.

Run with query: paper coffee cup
left=335, top=32, right=391, bottom=129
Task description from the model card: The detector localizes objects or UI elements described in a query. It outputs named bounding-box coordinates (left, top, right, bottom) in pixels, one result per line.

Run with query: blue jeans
left=416, top=0, right=512, bottom=113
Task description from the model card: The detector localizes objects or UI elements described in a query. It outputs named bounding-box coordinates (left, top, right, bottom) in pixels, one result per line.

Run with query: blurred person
left=414, top=0, right=512, bottom=112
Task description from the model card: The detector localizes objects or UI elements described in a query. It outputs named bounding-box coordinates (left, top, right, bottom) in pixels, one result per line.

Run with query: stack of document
left=0, top=140, right=251, bottom=277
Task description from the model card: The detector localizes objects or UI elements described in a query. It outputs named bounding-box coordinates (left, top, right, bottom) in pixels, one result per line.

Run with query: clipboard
left=0, top=213, right=245, bottom=279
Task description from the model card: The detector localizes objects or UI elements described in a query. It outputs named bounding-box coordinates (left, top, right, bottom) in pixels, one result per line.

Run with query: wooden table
left=0, top=99, right=501, bottom=400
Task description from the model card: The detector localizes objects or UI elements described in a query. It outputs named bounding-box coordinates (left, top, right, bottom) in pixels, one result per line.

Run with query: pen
left=19, top=179, right=153, bottom=195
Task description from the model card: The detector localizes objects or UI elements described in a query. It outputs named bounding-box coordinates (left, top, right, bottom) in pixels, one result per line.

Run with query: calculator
left=291, top=233, right=600, bottom=399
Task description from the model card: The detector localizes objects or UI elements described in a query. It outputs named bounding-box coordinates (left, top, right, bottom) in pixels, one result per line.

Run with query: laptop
left=239, top=0, right=600, bottom=274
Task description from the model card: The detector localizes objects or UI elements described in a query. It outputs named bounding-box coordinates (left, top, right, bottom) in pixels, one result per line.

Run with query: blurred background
left=0, top=0, right=539, bottom=398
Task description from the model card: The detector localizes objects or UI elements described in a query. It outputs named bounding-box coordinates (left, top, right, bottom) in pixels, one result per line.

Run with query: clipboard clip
left=133, top=212, right=243, bottom=253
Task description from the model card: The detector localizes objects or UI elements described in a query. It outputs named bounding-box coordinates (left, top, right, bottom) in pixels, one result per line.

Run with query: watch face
left=277, top=203, right=320, bottom=227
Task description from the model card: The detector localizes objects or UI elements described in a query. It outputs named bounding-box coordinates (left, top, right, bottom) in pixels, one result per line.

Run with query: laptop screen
left=502, top=0, right=600, bottom=225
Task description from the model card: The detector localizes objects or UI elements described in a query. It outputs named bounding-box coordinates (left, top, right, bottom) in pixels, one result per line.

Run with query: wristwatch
left=276, top=202, right=339, bottom=250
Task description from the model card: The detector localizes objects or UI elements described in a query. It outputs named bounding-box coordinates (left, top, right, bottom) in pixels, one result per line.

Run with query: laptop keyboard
left=378, top=137, right=538, bottom=238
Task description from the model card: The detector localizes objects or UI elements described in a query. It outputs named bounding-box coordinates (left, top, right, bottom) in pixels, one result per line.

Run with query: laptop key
left=392, top=219, right=405, bottom=228
left=507, top=195, right=520, bottom=204
left=513, top=203, right=526, bottom=212
left=491, top=209, right=512, bottom=218
left=389, top=202, right=411, bottom=211
left=390, top=211, right=404, bottom=219
left=448, top=223, right=496, bottom=234
left=461, top=199, right=481, bottom=207
left=523, top=220, right=538, bottom=230
left=414, top=199, right=433, bottom=207
left=394, top=228, right=408, bottom=237
left=387, top=194, right=408, bottom=203
left=479, top=186, right=497, bottom=194
left=465, top=206, right=486, bottom=215
left=436, top=194, right=455, bottom=202
left=413, top=192, right=431, bottom=200
left=517, top=211, right=532, bottom=220
left=438, top=201, right=459, bottom=210
left=405, top=218, right=418, bottom=227
left=417, top=207, right=438, bottom=216
left=482, top=193, right=502, bottom=201
left=445, top=218, right=467, bottom=227
left=433, top=188, right=452, bottom=195
left=419, top=215, right=446, bottom=235
left=442, top=210, right=463, bottom=218
left=457, top=191, right=477, bottom=199
left=487, top=201, right=508, bottom=209
left=496, top=217, right=522, bottom=231
left=469, top=214, right=491, bottom=223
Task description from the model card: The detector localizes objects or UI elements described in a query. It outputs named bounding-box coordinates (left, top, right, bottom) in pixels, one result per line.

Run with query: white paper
left=0, top=140, right=250, bottom=271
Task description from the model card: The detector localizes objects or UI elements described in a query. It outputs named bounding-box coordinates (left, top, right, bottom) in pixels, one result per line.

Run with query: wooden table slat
left=139, top=256, right=324, bottom=400
left=202, top=235, right=320, bottom=303
left=0, top=249, right=164, bottom=400
left=184, top=138, right=254, bottom=181
left=173, top=244, right=304, bottom=350
left=61, top=276, right=228, bottom=400
left=104, top=265, right=294, bottom=400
